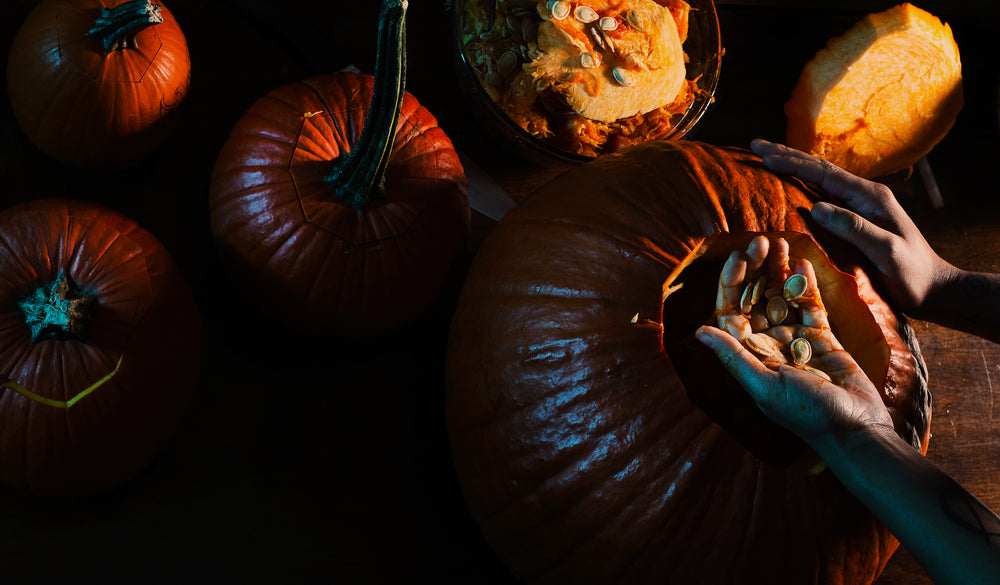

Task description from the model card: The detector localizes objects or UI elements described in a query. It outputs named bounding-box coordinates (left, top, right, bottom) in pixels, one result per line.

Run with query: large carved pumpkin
left=445, top=140, right=929, bottom=584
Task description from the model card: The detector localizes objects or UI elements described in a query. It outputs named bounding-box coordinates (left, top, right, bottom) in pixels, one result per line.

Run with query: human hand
left=697, top=235, right=894, bottom=444
left=749, top=139, right=960, bottom=318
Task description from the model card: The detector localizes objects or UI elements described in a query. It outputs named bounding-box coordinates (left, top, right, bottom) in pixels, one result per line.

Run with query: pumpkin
left=784, top=3, right=962, bottom=178
left=6, top=0, right=191, bottom=170
left=445, top=140, right=929, bottom=584
left=0, top=199, right=202, bottom=496
left=209, top=0, right=469, bottom=337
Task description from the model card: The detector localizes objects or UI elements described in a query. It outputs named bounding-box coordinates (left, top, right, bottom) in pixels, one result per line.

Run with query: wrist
left=907, top=260, right=964, bottom=321
left=806, top=423, right=902, bottom=472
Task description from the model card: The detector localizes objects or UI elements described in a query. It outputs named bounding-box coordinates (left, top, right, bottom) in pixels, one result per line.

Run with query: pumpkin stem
left=324, top=0, right=407, bottom=211
left=18, top=272, right=96, bottom=343
left=88, top=0, right=164, bottom=53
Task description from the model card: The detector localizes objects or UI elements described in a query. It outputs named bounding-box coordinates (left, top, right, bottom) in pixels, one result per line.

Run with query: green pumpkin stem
left=325, top=0, right=408, bottom=211
left=88, top=0, right=164, bottom=53
left=18, top=272, right=96, bottom=343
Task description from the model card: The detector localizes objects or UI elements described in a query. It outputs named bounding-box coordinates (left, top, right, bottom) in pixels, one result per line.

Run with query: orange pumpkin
left=446, top=140, right=929, bottom=584
left=6, top=0, right=191, bottom=170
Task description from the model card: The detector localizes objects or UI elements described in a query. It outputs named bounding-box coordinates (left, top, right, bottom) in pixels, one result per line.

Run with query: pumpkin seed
left=549, top=1, right=570, bottom=20
left=612, top=66, right=635, bottom=86
left=599, top=16, right=618, bottom=31
left=624, top=8, right=644, bottom=31
left=589, top=26, right=605, bottom=49
left=740, top=282, right=755, bottom=314
left=749, top=309, right=768, bottom=332
left=783, top=273, right=808, bottom=302
left=802, top=365, right=832, bottom=382
left=790, top=337, right=812, bottom=365
left=764, top=287, right=782, bottom=299
left=751, top=275, right=766, bottom=306
left=745, top=333, right=782, bottom=359
left=521, top=18, right=538, bottom=43
left=579, top=51, right=601, bottom=68
left=497, top=50, right=519, bottom=78
left=766, top=295, right=788, bottom=325
left=506, top=15, right=521, bottom=34
left=575, top=5, right=599, bottom=23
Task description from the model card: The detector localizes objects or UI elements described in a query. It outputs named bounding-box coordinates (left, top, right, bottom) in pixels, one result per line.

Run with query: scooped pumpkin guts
left=528, top=0, right=687, bottom=122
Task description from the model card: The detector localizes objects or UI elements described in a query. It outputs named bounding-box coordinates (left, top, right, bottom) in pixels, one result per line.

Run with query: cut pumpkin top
left=784, top=3, right=962, bottom=178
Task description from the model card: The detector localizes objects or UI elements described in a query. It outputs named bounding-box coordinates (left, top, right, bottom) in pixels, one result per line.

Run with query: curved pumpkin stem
left=88, top=0, right=164, bottom=53
left=325, top=0, right=408, bottom=211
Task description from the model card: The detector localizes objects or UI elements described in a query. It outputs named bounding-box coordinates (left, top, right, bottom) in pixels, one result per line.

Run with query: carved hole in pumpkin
left=659, top=231, right=890, bottom=470
left=660, top=254, right=807, bottom=468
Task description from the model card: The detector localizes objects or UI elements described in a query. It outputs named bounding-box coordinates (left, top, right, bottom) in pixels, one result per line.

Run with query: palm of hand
left=712, top=236, right=893, bottom=438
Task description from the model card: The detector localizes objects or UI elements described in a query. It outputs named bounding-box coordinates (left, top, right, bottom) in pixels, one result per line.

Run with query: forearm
left=812, top=426, right=1000, bottom=585
left=917, top=268, right=1000, bottom=344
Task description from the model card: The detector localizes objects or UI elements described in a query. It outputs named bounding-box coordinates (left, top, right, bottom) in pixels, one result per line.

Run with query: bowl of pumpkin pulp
left=454, top=0, right=721, bottom=162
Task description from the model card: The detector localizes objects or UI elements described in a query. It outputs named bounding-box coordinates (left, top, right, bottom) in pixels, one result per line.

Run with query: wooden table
left=0, top=1, right=998, bottom=583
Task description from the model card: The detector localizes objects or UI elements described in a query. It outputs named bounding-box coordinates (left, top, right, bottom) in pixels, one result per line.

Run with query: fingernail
left=811, top=202, right=833, bottom=224
left=695, top=327, right=712, bottom=345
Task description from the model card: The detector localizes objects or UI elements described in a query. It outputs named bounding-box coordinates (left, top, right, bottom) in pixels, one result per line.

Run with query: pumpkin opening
left=660, top=231, right=890, bottom=468
left=18, top=271, right=97, bottom=344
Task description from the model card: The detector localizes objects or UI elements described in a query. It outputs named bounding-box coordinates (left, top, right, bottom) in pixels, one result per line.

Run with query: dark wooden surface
left=1, top=0, right=998, bottom=583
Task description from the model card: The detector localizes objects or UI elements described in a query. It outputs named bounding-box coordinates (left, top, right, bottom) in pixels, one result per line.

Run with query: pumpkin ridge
left=619, top=426, right=740, bottom=582
left=527, top=415, right=720, bottom=583
left=258, top=221, right=312, bottom=278
left=216, top=198, right=297, bottom=246
left=473, top=351, right=709, bottom=522
left=506, top=215, right=678, bottom=274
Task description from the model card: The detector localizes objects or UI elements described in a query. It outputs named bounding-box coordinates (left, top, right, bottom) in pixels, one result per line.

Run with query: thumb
left=695, top=326, right=776, bottom=400
left=811, top=202, right=897, bottom=271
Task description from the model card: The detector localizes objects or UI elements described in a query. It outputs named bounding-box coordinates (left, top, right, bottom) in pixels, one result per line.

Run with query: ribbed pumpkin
left=6, top=0, right=191, bottom=170
left=209, top=0, right=469, bottom=337
left=0, top=199, right=201, bottom=496
left=445, top=140, right=929, bottom=584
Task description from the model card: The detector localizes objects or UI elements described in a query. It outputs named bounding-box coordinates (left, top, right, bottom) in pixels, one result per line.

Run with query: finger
left=745, top=235, right=769, bottom=275
left=758, top=147, right=911, bottom=234
left=765, top=237, right=792, bottom=287
left=809, top=202, right=901, bottom=275
left=792, top=258, right=831, bottom=330
left=717, top=249, right=748, bottom=314
left=696, top=326, right=779, bottom=400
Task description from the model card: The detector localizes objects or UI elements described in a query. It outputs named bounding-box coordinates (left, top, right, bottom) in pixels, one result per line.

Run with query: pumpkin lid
left=784, top=3, right=962, bottom=178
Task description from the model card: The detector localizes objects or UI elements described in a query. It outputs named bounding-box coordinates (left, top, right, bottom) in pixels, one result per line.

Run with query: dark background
left=1, top=0, right=999, bottom=583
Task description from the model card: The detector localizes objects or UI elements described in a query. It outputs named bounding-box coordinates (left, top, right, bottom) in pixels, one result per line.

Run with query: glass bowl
left=452, top=0, right=722, bottom=165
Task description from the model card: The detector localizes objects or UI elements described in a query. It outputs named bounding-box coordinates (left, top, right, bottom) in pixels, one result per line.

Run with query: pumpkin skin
left=0, top=199, right=202, bottom=496
left=209, top=73, right=470, bottom=337
left=445, top=140, right=929, bottom=584
left=6, top=0, right=191, bottom=170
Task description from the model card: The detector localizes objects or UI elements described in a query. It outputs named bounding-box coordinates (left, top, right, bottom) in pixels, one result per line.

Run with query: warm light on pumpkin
left=446, top=140, right=929, bottom=584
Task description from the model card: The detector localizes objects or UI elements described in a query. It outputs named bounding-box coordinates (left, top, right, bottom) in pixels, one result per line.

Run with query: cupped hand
left=749, top=139, right=960, bottom=318
left=699, top=235, right=894, bottom=443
